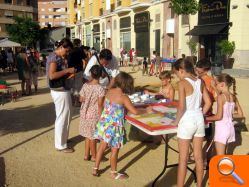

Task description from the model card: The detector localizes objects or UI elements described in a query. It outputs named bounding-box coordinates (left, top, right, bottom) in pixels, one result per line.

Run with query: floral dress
left=94, top=98, right=126, bottom=148
left=79, top=83, right=105, bottom=139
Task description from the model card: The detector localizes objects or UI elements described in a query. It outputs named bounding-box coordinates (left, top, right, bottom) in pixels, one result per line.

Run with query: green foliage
left=6, top=16, right=40, bottom=47
left=187, top=40, right=197, bottom=56
left=171, top=0, right=199, bottom=15
left=218, top=40, right=235, bottom=57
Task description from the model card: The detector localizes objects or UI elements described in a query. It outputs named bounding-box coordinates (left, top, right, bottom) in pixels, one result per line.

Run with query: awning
left=186, top=23, right=229, bottom=36
left=0, top=38, right=21, bottom=47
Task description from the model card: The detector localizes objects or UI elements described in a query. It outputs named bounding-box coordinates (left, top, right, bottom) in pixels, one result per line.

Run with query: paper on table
left=160, top=117, right=174, bottom=125
left=152, top=106, right=177, bottom=113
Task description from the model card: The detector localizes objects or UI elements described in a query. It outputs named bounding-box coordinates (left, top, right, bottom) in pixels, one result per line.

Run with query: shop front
left=187, top=0, right=231, bottom=66
left=93, top=23, right=100, bottom=51
left=134, top=12, right=150, bottom=57
left=120, top=16, right=131, bottom=52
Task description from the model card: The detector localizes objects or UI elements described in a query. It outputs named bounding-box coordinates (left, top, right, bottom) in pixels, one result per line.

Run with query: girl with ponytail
left=206, top=73, right=243, bottom=155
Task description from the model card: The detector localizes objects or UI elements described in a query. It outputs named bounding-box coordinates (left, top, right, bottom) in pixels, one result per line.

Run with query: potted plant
left=218, top=40, right=235, bottom=69
left=186, top=40, right=198, bottom=65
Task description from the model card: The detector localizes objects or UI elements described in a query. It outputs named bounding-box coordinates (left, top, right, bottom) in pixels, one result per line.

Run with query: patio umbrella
left=0, top=38, right=21, bottom=47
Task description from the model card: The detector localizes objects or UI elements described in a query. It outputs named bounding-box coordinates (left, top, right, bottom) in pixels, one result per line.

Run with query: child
left=206, top=74, right=243, bottom=155
left=172, top=58, right=211, bottom=187
left=79, top=65, right=105, bottom=161
left=144, top=71, right=175, bottom=101
left=149, top=51, right=156, bottom=75
left=142, top=57, right=148, bottom=75
left=93, top=72, right=148, bottom=179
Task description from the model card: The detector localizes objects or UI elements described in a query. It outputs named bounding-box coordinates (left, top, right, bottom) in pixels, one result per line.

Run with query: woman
left=16, top=48, right=27, bottom=95
left=48, top=38, right=75, bottom=153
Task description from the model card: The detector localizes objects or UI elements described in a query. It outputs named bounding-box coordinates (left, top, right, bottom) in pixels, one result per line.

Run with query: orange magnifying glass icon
left=217, top=157, right=244, bottom=185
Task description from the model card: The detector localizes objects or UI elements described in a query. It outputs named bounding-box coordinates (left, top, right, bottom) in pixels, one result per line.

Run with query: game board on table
left=125, top=103, right=178, bottom=131
left=128, top=92, right=168, bottom=106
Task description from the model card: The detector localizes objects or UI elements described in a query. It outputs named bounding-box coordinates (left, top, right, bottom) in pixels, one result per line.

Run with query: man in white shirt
left=83, top=49, right=119, bottom=88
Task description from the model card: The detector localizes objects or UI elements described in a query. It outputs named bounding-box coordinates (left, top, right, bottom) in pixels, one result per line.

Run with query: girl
left=172, top=58, right=211, bottom=187
left=206, top=74, right=243, bottom=155
left=149, top=51, right=156, bottom=76
left=144, top=70, right=175, bottom=101
left=93, top=72, right=148, bottom=179
left=79, top=65, right=105, bottom=161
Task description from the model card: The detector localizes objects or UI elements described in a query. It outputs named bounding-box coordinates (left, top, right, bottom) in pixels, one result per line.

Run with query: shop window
left=136, top=32, right=149, bottom=57
left=120, top=17, right=131, bottom=29
left=4, top=0, right=12, bottom=4
left=26, top=0, right=31, bottom=6
left=182, top=15, right=189, bottom=25
left=120, top=32, right=131, bottom=51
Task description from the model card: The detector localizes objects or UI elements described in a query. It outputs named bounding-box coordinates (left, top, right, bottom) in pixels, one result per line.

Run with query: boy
left=195, top=58, right=217, bottom=168
left=142, top=57, right=148, bottom=75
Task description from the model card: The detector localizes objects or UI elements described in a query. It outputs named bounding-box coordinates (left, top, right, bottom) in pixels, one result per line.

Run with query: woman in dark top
left=48, top=38, right=75, bottom=153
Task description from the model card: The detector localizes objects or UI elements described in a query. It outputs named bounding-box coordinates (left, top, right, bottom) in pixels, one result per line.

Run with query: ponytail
left=232, top=77, right=237, bottom=96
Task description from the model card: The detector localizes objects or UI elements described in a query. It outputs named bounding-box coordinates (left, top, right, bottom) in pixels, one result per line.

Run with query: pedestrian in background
left=142, top=57, right=148, bottom=76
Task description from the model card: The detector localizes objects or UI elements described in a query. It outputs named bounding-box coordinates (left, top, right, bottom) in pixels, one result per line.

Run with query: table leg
left=152, top=135, right=169, bottom=187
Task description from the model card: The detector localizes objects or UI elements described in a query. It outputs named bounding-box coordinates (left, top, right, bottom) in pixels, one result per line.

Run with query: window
left=17, top=0, right=23, bottom=5
left=181, top=15, right=189, bottom=25
left=120, top=32, right=131, bottom=51
left=5, top=0, right=12, bottom=4
left=26, top=0, right=31, bottom=6
left=4, top=10, right=13, bottom=18
left=171, top=8, right=175, bottom=18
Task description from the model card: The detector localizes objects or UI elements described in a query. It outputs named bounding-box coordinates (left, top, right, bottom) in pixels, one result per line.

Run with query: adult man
left=67, top=39, right=87, bottom=106
left=83, top=49, right=119, bottom=88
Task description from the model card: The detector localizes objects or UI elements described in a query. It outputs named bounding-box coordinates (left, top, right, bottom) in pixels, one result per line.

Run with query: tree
left=187, top=40, right=197, bottom=56
left=170, top=0, right=199, bottom=15
left=6, top=16, right=40, bottom=47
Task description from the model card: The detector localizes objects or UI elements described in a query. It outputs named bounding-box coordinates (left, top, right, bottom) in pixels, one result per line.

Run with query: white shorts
left=177, top=111, right=205, bottom=139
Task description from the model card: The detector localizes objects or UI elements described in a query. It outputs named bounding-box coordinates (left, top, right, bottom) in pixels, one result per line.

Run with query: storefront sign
left=134, top=12, right=150, bottom=32
left=120, top=17, right=131, bottom=29
left=198, top=0, right=229, bottom=25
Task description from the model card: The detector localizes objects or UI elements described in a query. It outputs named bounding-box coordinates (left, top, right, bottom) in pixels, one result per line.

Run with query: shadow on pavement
left=0, top=157, right=5, bottom=186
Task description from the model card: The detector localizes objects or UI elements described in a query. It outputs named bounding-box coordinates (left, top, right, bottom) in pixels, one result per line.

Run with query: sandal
left=110, top=170, right=129, bottom=180
left=92, top=167, right=100, bottom=177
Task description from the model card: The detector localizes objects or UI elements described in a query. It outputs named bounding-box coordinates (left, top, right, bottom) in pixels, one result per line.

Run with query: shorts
left=177, top=111, right=205, bottom=139
left=214, top=121, right=235, bottom=145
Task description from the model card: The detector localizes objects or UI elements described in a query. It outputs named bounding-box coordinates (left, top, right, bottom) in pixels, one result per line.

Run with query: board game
left=125, top=103, right=178, bottom=131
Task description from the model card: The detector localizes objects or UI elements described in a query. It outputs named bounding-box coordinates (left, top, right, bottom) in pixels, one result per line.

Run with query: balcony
left=130, top=0, right=151, bottom=10
left=0, top=3, right=37, bottom=13
left=166, top=19, right=175, bottom=34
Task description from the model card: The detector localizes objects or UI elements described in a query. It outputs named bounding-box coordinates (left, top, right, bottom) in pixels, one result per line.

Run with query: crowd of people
left=45, top=37, right=245, bottom=185
left=0, top=47, right=40, bottom=96
left=0, top=36, right=243, bottom=185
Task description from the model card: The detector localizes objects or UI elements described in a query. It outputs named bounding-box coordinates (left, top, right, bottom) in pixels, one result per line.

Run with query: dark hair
left=99, top=49, right=112, bottom=61
left=216, top=73, right=237, bottom=95
left=182, top=54, right=186, bottom=58
left=173, top=58, right=196, bottom=75
left=153, top=51, right=156, bottom=54
left=112, top=72, right=134, bottom=94
left=90, top=65, right=102, bottom=80
left=56, top=38, right=73, bottom=49
left=159, top=71, right=172, bottom=80
left=144, top=57, right=147, bottom=60
left=196, top=58, right=211, bottom=71
left=73, top=38, right=81, bottom=47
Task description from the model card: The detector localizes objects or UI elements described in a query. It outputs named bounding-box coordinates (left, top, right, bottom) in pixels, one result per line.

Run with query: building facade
left=70, top=0, right=249, bottom=68
left=0, top=0, right=38, bottom=38
left=38, top=0, right=68, bottom=28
